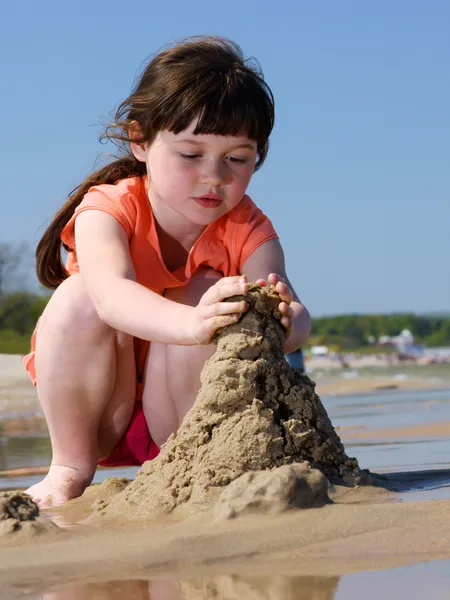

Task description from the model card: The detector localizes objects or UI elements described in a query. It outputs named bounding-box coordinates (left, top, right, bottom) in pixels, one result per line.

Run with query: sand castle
left=93, top=285, right=365, bottom=521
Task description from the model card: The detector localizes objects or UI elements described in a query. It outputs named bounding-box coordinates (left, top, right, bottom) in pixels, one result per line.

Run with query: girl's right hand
left=189, top=276, right=250, bottom=344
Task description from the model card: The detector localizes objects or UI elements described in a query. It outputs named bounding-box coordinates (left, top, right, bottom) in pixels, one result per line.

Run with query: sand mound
left=0, top=492, right=59, bottom=541
left=94, top=285, right=364, bottom=521
left=214, top=463, right=330, bottom=520
left=0, top=491, right=39, bottom=521
left=91, top=477, right=131, bottom=512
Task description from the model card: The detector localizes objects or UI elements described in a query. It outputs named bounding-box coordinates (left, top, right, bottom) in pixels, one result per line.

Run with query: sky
left=0, top=0, right=448, bottom=316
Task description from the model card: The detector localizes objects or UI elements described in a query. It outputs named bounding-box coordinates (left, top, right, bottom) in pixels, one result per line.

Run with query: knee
left=165, top=267, right=223, bottom=306
left=38, top=274, right=107, bottom=336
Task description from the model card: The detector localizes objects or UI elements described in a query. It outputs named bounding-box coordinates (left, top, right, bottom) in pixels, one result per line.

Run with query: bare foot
left=26, top=464, right=93, bottom=508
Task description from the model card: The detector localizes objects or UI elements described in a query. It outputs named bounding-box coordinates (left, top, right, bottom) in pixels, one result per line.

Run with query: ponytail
left=36, top=156, right=146, bottom=290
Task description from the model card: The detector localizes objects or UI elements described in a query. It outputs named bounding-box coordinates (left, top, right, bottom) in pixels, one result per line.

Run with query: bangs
left=194, top=82, right=273, bottom=142
left=152, top=67, right=274, bottom=168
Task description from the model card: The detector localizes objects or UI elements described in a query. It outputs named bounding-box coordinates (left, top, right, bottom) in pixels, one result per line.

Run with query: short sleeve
left=60, top=184, right=137, bottom=249
left=227, top=196, right=278, bottom=270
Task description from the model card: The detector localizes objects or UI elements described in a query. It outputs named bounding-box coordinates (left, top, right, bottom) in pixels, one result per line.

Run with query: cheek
left=150, top=158, right=194, bottom=194
left=232, top=167, right=254, bottom=192
left=168, top=166, right=196, bottom=192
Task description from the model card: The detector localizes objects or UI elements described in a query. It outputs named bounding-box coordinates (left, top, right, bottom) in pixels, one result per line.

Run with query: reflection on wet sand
left=42, top=575, right=340, bottom=600
left=178, top=575, right=339, bottom=600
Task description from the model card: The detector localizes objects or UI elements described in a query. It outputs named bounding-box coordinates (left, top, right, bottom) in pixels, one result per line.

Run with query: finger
left=278, top=301, right=294, bottom=313
left=280, top=315, right=292, bottom=329
left=209, top=313, right=242, bottom=333
left=206, top=300, right=248, bottom=317
left=200, top=276, right=248, bottom=306
left=275, top=281, right=293, bottom=304
left=255, top=279, right=268, bottom=287
left=268, top=273, right=283, bottom=286
left=268, top=274, right=292, bottom=301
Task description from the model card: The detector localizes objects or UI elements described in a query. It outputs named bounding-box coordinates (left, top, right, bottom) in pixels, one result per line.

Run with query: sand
left=89, top=286, right=364, bottom=523
left=0, top=491, right=59, bottom=541
left=2, top=486, right=450, bottom=597
left=1, top=290, right=450, bottom=596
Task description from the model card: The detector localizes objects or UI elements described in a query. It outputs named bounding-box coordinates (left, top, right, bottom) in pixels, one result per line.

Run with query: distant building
left=378, top=329, right=423, bottom=357
left=378, top=329, right=414, bottom=349
left=394, top=329, right=414, bottom=348
left=310, top=345, right=329, bottom=357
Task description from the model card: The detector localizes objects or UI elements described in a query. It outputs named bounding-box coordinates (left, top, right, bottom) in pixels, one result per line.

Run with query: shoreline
left=1, top=353, right=450, bottom=401
left=317, top=377, right=450, bottom=397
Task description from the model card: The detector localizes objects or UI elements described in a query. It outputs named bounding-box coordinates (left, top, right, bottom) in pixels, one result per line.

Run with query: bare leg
left=142, top=268, right=221, bottom=448
left=26, top=275, right=136, bottom=507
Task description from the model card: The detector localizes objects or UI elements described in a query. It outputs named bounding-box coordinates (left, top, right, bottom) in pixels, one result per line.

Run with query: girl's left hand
left=256, top=273, right=295, bottom=339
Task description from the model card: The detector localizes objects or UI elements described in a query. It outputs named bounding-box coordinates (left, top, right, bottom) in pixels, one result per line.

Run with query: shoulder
left=79, top=175, right=147, bottom=232
left=61, top=176, right=145, bottom=248
left=80, top=176, right=143, bottom=214
left=219, top=195, right=279, bottom=270
left=225, top=194, right=268, bottom=224
left=224, top=194, right=277, bottom=238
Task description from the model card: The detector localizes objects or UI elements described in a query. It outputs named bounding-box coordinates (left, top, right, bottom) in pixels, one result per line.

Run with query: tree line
left=1, top=290, right=449, bottom=354
left=310, top=313, right=450, bottom=349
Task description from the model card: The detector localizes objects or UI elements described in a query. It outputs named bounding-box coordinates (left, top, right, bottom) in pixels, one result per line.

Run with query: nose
left=200, top=158, right=227, bottom=185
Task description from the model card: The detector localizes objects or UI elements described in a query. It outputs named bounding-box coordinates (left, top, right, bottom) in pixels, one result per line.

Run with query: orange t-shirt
left=23, top=175, right=278, bottom=391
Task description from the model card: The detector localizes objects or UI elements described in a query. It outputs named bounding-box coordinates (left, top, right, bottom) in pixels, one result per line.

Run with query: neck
left=149, top=193, right=205, bottom=253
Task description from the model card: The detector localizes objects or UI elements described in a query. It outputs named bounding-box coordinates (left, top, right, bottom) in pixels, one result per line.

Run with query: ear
left=129, top=121, right=147, bottom=163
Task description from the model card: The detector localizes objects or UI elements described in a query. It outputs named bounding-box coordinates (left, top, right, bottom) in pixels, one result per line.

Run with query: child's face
left=132, top=120, right=258, bottom=227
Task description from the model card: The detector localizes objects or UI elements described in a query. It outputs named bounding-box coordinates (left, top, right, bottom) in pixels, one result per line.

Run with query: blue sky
left=1, top=1, right=448, bottom=316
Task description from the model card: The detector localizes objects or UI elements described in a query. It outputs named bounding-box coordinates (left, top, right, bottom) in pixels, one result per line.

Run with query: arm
left=74, top=211, right=247, bottom=345
left=75, top=211, right=194, bottom=344
left=241, top=238, right=311, bottom=353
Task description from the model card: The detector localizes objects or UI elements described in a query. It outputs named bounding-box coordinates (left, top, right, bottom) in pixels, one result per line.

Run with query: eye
left=180, top=153, right=201, bottom=160
left=227, top=156, right=249, bottom=164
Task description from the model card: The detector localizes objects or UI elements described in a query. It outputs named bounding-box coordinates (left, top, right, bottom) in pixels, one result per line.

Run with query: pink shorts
left=24, top=325, right=159, bottom=468
left=98, top=402, right=160, bottom=467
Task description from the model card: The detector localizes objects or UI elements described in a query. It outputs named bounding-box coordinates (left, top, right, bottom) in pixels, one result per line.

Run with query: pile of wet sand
left=93, top=285, right=366, bottom=522
left=0, top=491, right=59, bottom=542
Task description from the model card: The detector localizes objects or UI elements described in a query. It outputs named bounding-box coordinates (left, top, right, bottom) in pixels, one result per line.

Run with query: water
left=322, top=387, right=450, bottom=473
left=16, top=559, right=450, bottom=599
left=311, top=362, right=450, bottom=381
left=2, top=387, right=450, bottom=493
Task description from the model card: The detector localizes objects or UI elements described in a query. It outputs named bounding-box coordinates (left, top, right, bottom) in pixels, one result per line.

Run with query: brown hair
left=36, top=36, right=275, bottom=289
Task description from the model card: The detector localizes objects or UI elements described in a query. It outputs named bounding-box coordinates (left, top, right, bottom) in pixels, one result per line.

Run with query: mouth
left=194, top=194, right=223, bottom=208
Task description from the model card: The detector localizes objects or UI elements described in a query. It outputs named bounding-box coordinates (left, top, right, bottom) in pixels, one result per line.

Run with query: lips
left=194, top=195, right=223, bottom=208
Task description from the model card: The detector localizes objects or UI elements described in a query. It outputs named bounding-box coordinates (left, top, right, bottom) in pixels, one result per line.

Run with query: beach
left=2, top=354, right=450, bottom=598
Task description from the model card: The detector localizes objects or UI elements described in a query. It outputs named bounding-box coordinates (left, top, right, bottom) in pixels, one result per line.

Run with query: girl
left=23, top=36, right=311, bottom=507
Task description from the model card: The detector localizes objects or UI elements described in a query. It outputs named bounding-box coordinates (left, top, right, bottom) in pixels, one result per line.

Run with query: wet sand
left=21, top=561, right=450, bottom=600
left=2, top=480, right=450, bottom=598
left=2, top=355, right=450, bottom=598
left=316, top=375, right=449, bottom=396
left=2, top=437, right=450, bottom=599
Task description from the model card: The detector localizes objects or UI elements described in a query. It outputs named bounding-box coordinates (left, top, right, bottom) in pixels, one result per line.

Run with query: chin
left=192, top=216, right=222, bottom=227
left=190, top=208, right=227, bottom=226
